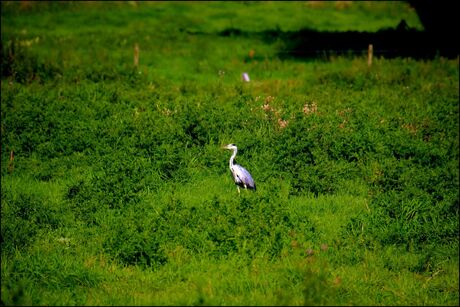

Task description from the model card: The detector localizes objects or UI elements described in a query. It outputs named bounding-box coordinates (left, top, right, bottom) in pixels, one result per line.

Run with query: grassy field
left=1, top=1, right=458, bottom=306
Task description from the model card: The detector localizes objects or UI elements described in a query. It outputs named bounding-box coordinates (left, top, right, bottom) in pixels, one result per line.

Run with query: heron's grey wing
left=232, top=164, right=256, bottom=190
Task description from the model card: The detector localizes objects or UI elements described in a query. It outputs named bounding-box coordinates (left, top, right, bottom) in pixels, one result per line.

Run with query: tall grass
left=1, top=1, right=458, bottom=306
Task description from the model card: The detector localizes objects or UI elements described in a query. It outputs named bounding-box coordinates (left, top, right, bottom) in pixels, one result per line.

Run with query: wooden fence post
left=368, top=44, right=373, bottom=67
left=134, top=43, right=139, bottom=68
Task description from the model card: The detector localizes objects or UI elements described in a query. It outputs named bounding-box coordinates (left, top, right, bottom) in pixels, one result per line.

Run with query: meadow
left=1, top=1, right=458, bottom=305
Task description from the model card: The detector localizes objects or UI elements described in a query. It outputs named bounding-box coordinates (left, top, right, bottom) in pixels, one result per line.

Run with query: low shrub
left=1, top=38, right=62, bottom=83
left=1, top=189, right=63, bottom=255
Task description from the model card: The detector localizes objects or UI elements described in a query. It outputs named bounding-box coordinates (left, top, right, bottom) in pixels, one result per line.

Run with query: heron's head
left=223, top=143, right=237, bottom=150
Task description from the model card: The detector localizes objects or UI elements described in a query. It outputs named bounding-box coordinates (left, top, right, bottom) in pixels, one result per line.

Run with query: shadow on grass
left=212, top=20, right=458, bottom=60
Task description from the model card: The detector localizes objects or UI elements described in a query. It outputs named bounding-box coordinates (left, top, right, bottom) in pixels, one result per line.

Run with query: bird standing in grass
left=223, top=144, right=256, bottom=194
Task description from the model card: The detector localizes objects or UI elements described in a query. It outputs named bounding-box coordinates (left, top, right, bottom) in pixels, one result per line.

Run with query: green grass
left=1, top=1, right=458, bottom=306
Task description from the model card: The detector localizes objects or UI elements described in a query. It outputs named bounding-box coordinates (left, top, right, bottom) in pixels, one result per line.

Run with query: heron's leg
left=237, top=186, right=240, bottom=195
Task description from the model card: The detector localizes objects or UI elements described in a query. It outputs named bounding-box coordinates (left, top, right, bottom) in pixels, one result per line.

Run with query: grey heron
left=223, top=144, right=256, bottom=193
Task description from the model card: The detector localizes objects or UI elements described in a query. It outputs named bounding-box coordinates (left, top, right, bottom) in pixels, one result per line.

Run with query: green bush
left=1, top=189, right=63, bottom=255
left=1, top=38, right=62, bottom=83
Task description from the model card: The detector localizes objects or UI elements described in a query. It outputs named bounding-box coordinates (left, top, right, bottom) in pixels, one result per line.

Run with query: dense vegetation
left=1, top=1, right=458, bottom=305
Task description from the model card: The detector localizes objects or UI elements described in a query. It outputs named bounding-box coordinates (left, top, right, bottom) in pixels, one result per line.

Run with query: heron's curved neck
left=229, top=148, right=237, bottom=169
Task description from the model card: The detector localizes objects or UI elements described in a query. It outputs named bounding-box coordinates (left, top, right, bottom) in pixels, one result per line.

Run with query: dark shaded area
left=216, top=21, right=457, bottom=60
left=408, top=0, right=458, bottom=35
left=215, top=1, right=459, bottom=60
left=277, top=23, right=457, bottom=59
